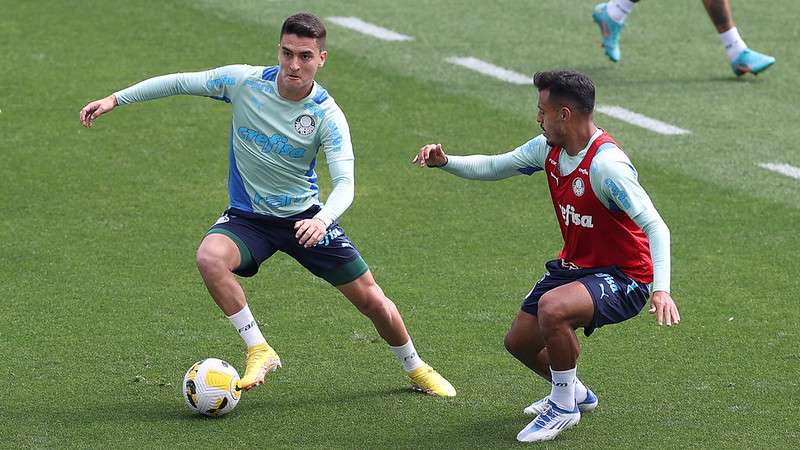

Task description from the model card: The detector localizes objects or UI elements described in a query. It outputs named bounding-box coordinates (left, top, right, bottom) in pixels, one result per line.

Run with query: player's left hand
left=648, top=291, right=680, bottom=326
left=294, top=218, right=327, bottom=248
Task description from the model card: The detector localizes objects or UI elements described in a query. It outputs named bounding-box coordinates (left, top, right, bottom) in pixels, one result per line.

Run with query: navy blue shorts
left=521, top=260, right=650, bottom=336
left=207, top=206, right=369, bottom=286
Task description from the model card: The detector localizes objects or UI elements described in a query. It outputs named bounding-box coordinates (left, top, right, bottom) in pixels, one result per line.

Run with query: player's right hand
left=412, top=143, right=448, bottom=168
left=79, top=95, right=117, bottom=128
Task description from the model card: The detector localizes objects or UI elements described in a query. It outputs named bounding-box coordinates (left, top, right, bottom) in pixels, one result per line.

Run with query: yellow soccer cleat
left=239, top=343, right=282, bottom=391
left=408, top=364, right=456, bottom=397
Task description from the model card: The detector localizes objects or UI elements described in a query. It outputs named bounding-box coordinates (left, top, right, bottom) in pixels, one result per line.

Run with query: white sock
left=720, top=27, right=747, bottom=61
left=550, top=367, right=577, bottom=411
left=390, top=340, right=424, bottom=372
left=227, top=304, right=266, bottom=347
left=574, top=377, right=589, bottom=403
left=607, top=0, right=636, bottom=24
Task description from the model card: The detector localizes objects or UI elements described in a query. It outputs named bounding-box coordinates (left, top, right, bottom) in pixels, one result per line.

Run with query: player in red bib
left=412, top=70, right=680, bottom=443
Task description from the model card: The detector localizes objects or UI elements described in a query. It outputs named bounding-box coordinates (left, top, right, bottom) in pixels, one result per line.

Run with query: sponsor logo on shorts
left=214, top=214, right=230, bottom=225
left=559, top=203, right=593, bottom=228
left=316, top=227, right=344, bottom=247
left=594, top=273, right=618, bottom=295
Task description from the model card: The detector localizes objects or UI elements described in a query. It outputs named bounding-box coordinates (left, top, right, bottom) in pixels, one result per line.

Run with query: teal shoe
left=731, top=48, right=775, bottom=76
left=592, top=2, right=624, bottom=62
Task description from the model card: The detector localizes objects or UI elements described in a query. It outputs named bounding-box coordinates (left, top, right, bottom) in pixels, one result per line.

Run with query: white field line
left=327, top=17, right=413, bottom=41
left=446, top=56, right=533, bottom=85
left=594, top=105, right=690, bottom=135
left=758, top=163, right=800, bottom=180
left=446, top=56, right=690, bottom=135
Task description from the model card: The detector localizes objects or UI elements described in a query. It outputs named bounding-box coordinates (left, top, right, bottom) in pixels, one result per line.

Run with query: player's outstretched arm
left=79, top=95, right=117, bottom=128
left=412, top=141, right=537, bottom=180
left=412, top=143, right=449, bottom=168
left=649, top=291, right=680, bottom=326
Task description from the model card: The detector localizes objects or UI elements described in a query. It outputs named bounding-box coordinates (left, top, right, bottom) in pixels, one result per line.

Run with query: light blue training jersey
left=114, top=64, right=354, bottom=218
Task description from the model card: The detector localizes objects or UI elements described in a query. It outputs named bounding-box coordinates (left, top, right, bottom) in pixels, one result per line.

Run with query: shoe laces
left=534, top=404, right=556, bottom=427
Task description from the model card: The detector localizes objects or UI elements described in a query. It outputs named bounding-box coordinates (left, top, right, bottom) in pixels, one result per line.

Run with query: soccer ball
left=182, top=358, right=241, bottom=416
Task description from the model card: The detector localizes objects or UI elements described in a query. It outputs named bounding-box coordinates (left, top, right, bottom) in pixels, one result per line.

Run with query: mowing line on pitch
left=327, top=17, right=414, bottom=41
left=758, top=163, right=800, bottom=180
left=446, top=56, right=691, bottom=136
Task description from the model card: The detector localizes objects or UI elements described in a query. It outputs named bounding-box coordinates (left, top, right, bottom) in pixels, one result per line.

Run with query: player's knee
left=537, top=293, right=568, bottom=330
left=196, top=246, right=229, bottom=277
left=342, top=275, right=397, bottom=320
left=504, top=329, right=525, bottom=357
left=360, top=292, right=395, bottom=319
left=503, top=331, right=517, bottom=356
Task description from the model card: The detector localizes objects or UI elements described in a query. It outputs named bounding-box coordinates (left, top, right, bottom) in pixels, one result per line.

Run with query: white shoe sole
left=516, top=416, right=580, bottom=442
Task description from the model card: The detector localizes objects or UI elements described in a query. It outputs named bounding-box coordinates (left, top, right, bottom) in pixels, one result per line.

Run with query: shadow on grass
left=51, top=385, right=415, bottom=425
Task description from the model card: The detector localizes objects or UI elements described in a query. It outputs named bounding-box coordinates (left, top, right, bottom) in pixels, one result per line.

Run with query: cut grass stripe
left=758, top=163, right=800, bottom=180
left=446, top=56, right=690, bottom=135
left=446, top=56, right=533, bottom=85
left=594, top=105, right=690, bottom=135
left=327, top=17, right=414, bottom=41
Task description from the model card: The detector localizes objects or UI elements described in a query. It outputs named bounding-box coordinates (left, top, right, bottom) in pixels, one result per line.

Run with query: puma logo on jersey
left=559, top=203, right=594, bottom=228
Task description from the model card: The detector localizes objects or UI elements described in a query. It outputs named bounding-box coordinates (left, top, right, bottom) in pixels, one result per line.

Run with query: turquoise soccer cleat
left=592, top=2, right=624, bottom=63
left=731, top=48, right=776, bottom=76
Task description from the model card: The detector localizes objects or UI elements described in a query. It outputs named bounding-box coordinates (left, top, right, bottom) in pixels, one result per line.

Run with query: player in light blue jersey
left=80, top=13, right=455, bottom=397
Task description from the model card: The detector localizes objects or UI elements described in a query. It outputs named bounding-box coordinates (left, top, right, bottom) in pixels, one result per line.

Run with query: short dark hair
left=533, top=70, right=595, bottom=115
left=280, top=13, right=327, bottom=50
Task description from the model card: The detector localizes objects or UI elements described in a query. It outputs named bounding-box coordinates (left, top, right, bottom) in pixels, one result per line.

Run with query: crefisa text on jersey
left=238, top=126, right=306, bottom=158
left=559, top=203, right=594, bottom=228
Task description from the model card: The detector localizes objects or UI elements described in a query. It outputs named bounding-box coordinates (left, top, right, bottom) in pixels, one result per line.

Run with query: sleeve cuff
left=313, top=212, right=333, bottom=228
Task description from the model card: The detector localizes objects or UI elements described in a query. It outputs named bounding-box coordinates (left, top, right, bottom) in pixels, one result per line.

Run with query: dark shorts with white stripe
left=521, top=259, right=650, bottom=336
left=207, top=206, right=369, bottom=286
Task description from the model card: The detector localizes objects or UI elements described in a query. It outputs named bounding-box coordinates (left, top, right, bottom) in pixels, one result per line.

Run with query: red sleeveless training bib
left=545, top=131, right=653, bottom=283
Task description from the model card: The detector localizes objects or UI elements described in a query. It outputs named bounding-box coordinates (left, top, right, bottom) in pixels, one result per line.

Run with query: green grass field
left=2, top=0, right=798, bottom=448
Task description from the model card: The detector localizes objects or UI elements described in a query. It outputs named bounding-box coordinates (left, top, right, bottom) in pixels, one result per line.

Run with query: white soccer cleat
left=524, top=388, right=598, bottom=415
left=516, top=400, right=580, bottom=443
